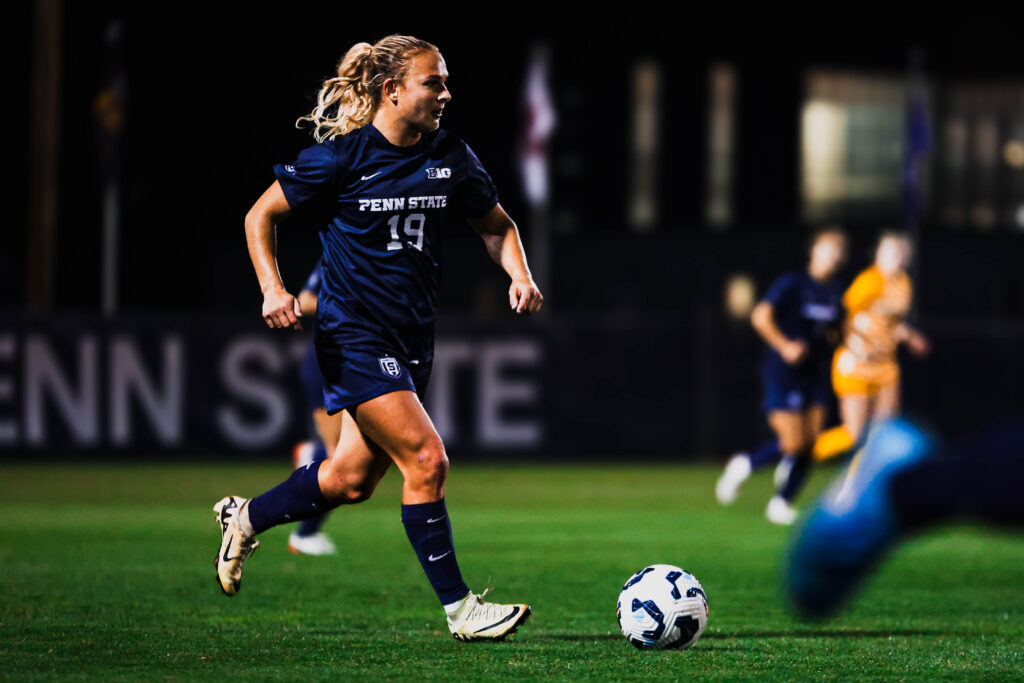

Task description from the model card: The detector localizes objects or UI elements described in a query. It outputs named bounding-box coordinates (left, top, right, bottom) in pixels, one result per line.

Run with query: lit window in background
left=706, top=63, right=737, bottom=228
left=801, top=71, right=909, bottom=225
left=628, top=60, right=661, bottom=232
left=939, top=84, right=1024, bottom=231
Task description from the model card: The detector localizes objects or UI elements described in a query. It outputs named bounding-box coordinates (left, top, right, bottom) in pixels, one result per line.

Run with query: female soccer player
left=715, top=229, right=847, bottom=524
left=213, top=35, right=542, bottom=641
left=810, top=233, right=929, bottom=463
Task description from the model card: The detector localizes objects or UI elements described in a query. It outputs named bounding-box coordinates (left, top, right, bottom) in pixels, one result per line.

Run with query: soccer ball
left=617, top=564, right=709, bottom=650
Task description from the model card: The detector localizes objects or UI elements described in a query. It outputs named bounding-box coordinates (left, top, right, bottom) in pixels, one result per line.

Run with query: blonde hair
left=297, top=34, right=439, bottom=141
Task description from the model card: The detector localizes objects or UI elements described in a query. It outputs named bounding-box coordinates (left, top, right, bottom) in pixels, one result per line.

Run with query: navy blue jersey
left=761, top=271, right=843, bottom=379
left=301, top=257, right=323, bottom=295
left=274, top=124, right=498, bottom=363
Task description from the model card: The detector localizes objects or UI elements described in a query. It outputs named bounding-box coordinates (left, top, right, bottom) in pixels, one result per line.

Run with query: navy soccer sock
left=778, top=449, right=812, bottom=502
left=247, top=460, right=330, bottom=535
left=749, top=439, right=782, bottom=469
left=401, top=499, right=470, bottom=606
left=295, top=441, right=331, bottom=537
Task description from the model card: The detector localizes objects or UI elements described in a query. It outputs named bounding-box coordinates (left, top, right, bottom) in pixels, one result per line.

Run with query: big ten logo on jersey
left=425, top=167, right=451, bottom=179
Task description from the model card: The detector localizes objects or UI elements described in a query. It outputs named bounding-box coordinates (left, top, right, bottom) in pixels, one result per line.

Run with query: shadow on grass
left=531, top=628, right=952, bottom=643
left=292, top=628, right=958, bottom=646
left=704, top=629, right=952, bottom=639
left=526, top=634, right=744, bottom=652
left=530, top=634, right=621, bottom=642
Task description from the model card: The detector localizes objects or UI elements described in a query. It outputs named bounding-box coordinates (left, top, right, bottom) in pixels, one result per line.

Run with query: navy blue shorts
left=763, top=367, right=831, bottom=413
left=298, top=340, right=326, bottom=412
left=315, top=343, right=432, bottom=415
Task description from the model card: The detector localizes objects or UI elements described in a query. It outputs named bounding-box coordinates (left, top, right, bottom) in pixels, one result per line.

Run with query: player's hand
left=906, top=330, right=930, bottom=357
left=509, top=278, right=543, bottom=314
left=780, top=339, right=808, bottom=365
left=262, top=287, right=303, bottom=331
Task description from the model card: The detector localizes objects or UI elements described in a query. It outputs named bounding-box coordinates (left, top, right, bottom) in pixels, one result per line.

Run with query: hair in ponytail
left=297, top=34, right=438, bottom=141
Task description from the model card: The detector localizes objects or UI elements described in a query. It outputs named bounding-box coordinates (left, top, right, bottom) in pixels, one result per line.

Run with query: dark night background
left=3, top=4, right=1022, bottom=456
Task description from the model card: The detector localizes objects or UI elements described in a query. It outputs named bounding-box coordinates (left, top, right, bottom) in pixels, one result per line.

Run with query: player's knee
left=336, top=475, right=376, bottom=503
left=410, top=439, right=449, bottom=489
left=319, top=461, right=376, bottom=504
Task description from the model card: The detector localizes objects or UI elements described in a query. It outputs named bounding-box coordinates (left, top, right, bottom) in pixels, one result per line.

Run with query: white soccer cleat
left=447, top=590, right=531, bottom=642
left=773, top=455, right=795, bottom=489
left=288, top=531, right=337, bottom=556
left=213, top=496, right=259, bottom=596
left=715, top=454, right=752, bottom=505
left=766, top=495, right=799, bottom=526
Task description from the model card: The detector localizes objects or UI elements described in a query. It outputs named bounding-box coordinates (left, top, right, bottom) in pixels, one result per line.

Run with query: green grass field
left=2, top=461, right=1022, bottom=681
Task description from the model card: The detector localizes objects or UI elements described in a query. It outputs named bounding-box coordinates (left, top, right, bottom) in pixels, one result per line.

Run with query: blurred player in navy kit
left=212, top=35, right=541, bottom=641
left=287, top=258, right=340, bottom=556
left=716, top=229, right=847, bottom=524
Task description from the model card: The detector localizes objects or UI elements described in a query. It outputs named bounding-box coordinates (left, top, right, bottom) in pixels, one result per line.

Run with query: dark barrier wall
left=1, top=310, right=1020, bottom=459
left=0, top=316, right=544, bottom=457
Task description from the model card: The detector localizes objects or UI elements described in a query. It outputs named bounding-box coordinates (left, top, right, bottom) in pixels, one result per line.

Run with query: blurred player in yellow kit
left=812, top=233, right=929, bottom=463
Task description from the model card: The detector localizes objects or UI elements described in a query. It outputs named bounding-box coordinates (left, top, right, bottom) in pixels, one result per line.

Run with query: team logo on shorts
left=786, top=391, right=804, bottom=409
left=379, top=357, right=402, bottom=379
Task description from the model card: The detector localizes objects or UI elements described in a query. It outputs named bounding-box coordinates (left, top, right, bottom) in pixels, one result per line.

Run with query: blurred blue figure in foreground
left=786, top=416, right=1024, bottom=618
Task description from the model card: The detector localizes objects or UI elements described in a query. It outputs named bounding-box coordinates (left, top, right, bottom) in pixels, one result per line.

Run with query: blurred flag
left=94, top=25, right=125, bottom=183
left=93, top=21, right=126, bottom=315
left=903, top=77, right=931, bottom=228
left=519, top=44, right=556, bottom=208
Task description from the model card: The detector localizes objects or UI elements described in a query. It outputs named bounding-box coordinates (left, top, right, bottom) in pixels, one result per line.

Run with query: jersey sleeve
left=451, top=143, right=500, bottom=218
left=843, top=268, right=884, bottom=314
left=301, top=257, right=323, bottom=295
left=273, top=143, right=338, bottom=212
left=761, top=273, right=797, bottom=307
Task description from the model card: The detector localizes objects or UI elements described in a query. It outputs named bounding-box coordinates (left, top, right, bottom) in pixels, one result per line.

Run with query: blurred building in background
left=2, top=5, right=1022, bottom=458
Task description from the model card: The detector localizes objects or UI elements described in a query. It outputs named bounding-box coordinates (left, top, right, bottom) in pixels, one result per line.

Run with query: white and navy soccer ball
left=617, top=564, right=709, bottom=650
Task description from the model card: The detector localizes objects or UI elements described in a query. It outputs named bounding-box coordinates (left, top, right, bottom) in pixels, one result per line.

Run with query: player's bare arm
left=751, top=301, right=806, bottom=365
left=895, top=322, right=930, bottom=357
left=244, top=180, right=303, bottom=330
left=467, top=203, right=543, bottom=314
